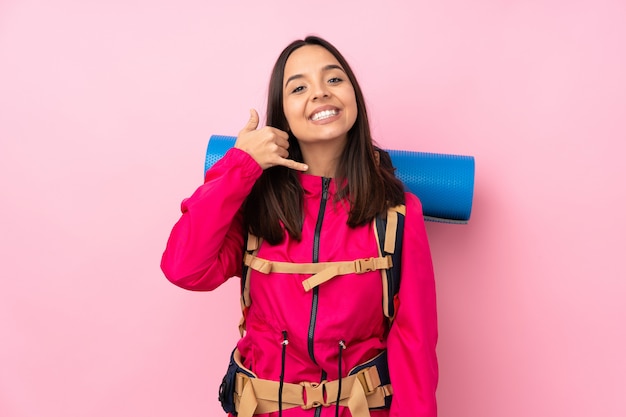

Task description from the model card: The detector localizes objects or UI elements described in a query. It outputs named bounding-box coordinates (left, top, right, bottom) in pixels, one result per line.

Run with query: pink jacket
left=161, top=148, right=438, bottom=417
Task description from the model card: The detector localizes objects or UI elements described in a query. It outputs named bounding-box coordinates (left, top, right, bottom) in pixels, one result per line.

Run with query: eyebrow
left=284, top=64, right=346, bottom=88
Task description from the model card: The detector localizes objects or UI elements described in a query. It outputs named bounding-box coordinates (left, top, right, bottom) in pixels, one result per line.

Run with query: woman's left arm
left=387, top=192, right=438, bottom=417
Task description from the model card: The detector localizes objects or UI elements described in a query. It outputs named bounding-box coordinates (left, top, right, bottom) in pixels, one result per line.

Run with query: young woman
left=161, top=36, right=438, bottom=417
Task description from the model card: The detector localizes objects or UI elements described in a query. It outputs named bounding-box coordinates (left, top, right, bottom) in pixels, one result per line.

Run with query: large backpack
left=237, top=205, right=405, bottom=336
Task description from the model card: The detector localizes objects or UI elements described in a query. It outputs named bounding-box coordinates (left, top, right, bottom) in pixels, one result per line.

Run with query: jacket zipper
left=307, top=177, right=331, bottom=366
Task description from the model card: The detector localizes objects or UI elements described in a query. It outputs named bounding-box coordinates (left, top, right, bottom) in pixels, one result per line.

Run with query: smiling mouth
left=310, top=109, right=339, bottom=121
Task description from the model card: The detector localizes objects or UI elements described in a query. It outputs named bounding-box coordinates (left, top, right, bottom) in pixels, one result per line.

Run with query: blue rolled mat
left=205, top=135, right=475, bottom=224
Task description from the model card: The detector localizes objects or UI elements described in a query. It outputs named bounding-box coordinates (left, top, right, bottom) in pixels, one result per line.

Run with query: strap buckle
left=354, top=257, right=376, bottom=273
left=300, top=381, right=329, bottom=409
left=355, top=367, right=381, bottom=396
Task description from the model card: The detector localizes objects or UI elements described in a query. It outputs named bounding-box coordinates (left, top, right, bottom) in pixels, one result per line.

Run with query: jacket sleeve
left=160, top=148, right=263, bottom=291
left=387, top=192, right=438, bottom=416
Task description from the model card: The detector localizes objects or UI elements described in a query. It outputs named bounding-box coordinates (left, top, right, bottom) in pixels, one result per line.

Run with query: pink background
left=1, top=0, right=625, bottom=416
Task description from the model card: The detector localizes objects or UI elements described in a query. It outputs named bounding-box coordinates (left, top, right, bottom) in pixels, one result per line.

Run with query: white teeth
left=311, top=109, right=338, bottom=121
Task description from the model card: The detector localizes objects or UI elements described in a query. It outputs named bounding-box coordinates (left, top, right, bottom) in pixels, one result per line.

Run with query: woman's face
left=282, top=45, right=358, bottom=147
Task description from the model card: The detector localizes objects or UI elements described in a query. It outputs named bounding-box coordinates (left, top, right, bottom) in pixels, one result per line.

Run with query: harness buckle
left=300, top=380, right=329, bottom=409
left=355, top=257, right=376, bottom=273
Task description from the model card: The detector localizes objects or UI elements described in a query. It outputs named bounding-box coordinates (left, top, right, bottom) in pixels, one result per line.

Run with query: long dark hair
left=244, top=36, right=405, bottom=245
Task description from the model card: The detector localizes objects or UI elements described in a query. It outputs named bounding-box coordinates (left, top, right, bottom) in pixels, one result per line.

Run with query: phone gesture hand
left=234, top=109, right=308, bottom=172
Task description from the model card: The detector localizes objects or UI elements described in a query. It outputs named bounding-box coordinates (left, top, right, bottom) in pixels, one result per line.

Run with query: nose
left=311, top=81, right=330, bottom=101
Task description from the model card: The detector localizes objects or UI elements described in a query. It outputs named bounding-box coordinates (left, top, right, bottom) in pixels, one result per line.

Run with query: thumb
left=242, top=109, right=259, bottom=132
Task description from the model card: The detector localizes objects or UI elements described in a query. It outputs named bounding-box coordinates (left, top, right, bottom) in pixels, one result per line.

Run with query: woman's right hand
left=234, top=109, right=309, bottom=172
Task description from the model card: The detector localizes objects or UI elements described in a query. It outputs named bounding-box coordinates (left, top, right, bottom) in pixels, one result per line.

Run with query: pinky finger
left=282, top=158, right=309, bottom=172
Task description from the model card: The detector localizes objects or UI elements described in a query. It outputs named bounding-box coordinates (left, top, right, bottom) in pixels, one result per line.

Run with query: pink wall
left=1, top=0, right=625, bottom=416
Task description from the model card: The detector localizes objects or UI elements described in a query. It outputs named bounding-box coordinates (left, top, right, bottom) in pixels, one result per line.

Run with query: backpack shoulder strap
left=374, top=205, right=406, bottom=321
left=239, top=232, right=261, bottom=337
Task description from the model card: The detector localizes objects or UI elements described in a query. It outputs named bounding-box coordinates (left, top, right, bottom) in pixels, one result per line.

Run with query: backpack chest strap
left=243, top=253, right=393, bottom=292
